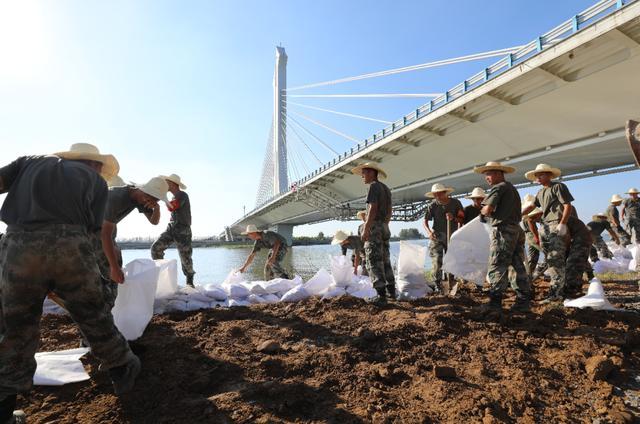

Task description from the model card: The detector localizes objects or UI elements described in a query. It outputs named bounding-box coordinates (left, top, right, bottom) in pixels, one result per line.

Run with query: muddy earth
left=19, top=279, right=640, bottom=423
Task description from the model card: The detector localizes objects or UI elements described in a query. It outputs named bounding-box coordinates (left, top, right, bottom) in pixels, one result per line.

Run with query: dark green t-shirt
left=463, top=204, right=481, bottom=224
left=481, top=181, right=521, bottom=226
left=424, top=198, right=463, bottom=233
left=366, top=181, right=392, bottom=222
left=170, top=191, right=191, bottom=226
left=534, top=182, right=574, bottom=224
left=341, top=235, right=364, bottom=256
left=587, top=220, right=611, bottom=236
left=251, top=230, right=288, bottom=253
left=104, top=186, right=152, bottom=224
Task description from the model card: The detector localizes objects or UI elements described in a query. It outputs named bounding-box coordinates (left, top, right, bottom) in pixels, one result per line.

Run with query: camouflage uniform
left=589, top=235, right=613, bottom=262
left=566, top=218, right=593, bottom=293
left=91, top=231, right=122, bottom=311
left=606, top=204, right=631, bottom=246
left=623, top=197, right=640, bottom=243
left=151, top=223, right=194, bottom=278
left=522, top=217, right=546, bottom=279
left=342, top=235, right=366, bottom=275
left=428, top=232, right=448, bottom=287
left=539, top=223, right=568, bottom=298
left=424, top=198, right=463, bottom=291
left=251, top=231, right=290, bottom=281
left=365, top=222, right=395, bottom=294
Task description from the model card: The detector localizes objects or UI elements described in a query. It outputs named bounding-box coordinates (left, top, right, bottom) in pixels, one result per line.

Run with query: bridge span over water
left=229, top=0, right=640, bottom=243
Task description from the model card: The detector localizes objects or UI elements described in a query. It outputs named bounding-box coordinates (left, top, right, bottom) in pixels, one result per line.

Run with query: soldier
left=356, top=210, right=368, bottom=275
left=463, top=187, right=485, bottom=224
left=522, top=163, right=576, bottom=302
left=99, top=177, right=169, bottom=310
left=423, top=183, right=464, bottom=294
left=621, top=188, right=640, bottom=244
left=606, top=194, right=631, bottom=246
left=151, top=174, right=195, bottom=287
left=0, top=144, right=140, bottom=422
left=565, top=214, right=595, bottom=296
left=587, top=213, right=619, bottom=262
left=351, top=162, right=395, bottom=304
left=239, top=225, right=290, bottom=280
left=522, top=195, right=544, bottom=279
left=331, top=230, right=364, bottom=275
left=473, top=161, right=531, bottom=313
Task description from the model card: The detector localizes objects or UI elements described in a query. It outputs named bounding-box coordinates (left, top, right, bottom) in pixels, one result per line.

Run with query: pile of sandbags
left=592, top=243, right=633, bottom=274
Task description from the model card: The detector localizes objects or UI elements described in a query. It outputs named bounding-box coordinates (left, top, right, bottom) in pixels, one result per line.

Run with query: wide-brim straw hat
left=331, top=230, right=350, bottom=245
left=465, top=187, right=486, bottom=199
left=135, top=177, right=169, bottom=203
left=626, top=187, right=640, bottom=194
left=610, top=194, right=623, bottom=203
left=425, top=183, right=454, bottom=198
left=524, top=163, right=561, bottom=182
left=528, top=207, right=543, bottom=218
left=473, top=161, right=515, bottom=174
left=592, top=213, right=608, bottom=221
left=160, top=173, right=187, bottom=189
left=107, top=175, right=126, bottom=187
left=356, top=210, right=367, bottom=220
left=350, top=162, right=387, bottom=180
left=54, top=143, right=119, bottom=181
left=241, top=224, right=261, bottom=235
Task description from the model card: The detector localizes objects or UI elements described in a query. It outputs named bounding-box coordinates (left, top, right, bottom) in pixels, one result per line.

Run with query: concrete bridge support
left=270, top=224, right=294, bottom=246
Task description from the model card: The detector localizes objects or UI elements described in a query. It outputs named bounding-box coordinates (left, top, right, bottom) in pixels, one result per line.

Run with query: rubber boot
left=109, top=354, right=141, bottom=395
left=186, top=274, right=195, bottom=288
left=367, top=287, right=387, bottom=306
left=386, top=284, right=397, bottom=300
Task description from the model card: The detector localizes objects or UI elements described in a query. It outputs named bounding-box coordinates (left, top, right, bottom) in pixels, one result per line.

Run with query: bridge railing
left=248, top=0, right=634, bottom=217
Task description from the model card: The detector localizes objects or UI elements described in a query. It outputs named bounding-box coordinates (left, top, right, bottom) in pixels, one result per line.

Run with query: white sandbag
left=398, top=287, right=429, bottom=300
left=350, top=286, right=378, bottom=299
left=153, top=298, right=168, bottom=314
left=42, top=297, right=66, bottom=316
left=244, top=282, right=268, bottom=296
left=611, top=245, right=632, bottom=260
left=248, top=294, right=267, bottom=304
left=184, top=300, right=212, bottom=311
left=261, top=277, right=299, bottom=294
left=396, top=241, right=430, bottom=296
left=442, top=217, right=491, bottom=285
left=303, top=268, right=333, bottom=296
left=320, top=286, right=346, bottom=300
left=221, top=282, right=250, bottom=299
left=181, top=286, right=217, bottom=303
left=593, top=258, right=630, bottom=274
left=280, top=285, right=310, bottom=302
left=223, top=269, right=246, bottom=285
left=202, top=284, right=228, bottom=301
left=262, top=294, right=281, bottom=303
left=228, top=299, right=250, bottom=307
left=330, top=255, right=354, bottom=287
left=155, top=259, right=178, bottom=298
left=165, top=299, right=188, bottom=312
left=112, top=260, right=158, bottom=340
left=563, top=279, right=617, bottom=311
left=34, top=348, right=90, bottom=386
left=628, top=244, right=640, bottom=271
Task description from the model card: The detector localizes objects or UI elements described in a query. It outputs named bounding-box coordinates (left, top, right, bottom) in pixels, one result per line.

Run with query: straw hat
left=465, top=187, right=486, bottom=199
left=161, top=173, right=187, bottom=189
left=356, top=210, right=367, bottom=220
left=528, top=207, right=543, bottom=218
left=473, top=161, right=515, bottom=174
left=524, top=163, right=561, bottom=181
left=610, top=194, right=623, bottom=203
left=425, top=183, right=454, bottom=198
left=592, top=213, right=608, bottom=221
left=350, top=162, right=387, bottom=180
left=241, top=224, right=262, bottom=235
left=626, top=187, right=640, bottom=194
left=107, top=175, right=126, bottom=187
left=54, top=143, right=119, bottom=180
left=331, top=230, right=350, bottom=245
left=135, top=177, right=169, bottom=202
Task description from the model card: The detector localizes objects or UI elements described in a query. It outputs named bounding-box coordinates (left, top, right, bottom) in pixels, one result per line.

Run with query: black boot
left=386, top=284, right=397, bottom=300
left=109, top=354, right=141, bottom=395
left=186, top=274, right=195, bottom=288
left=367, top=287, right=387, bottom=306
left=0, top=395, right=25, bottom=424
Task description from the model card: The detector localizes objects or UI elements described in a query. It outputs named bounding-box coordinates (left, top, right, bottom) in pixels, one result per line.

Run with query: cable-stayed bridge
left=228, top=0, right=640, bottom=243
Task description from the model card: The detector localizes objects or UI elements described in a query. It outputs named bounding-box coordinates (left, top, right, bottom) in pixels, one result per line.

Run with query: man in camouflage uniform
left=151, top=174, right=195, bottom=287
left=356, top=210, right=368, bottom=276
left=622, top=188, right=640, bottom=244
left=473, top=162, right=530, bottom=313
left=423, top=183, right=464, bottom=294
left=239, top=226, right=290, bottom=280
left=0, top=144, right=140, bottom=423
left=606, top=194, right=631, bottom=246
left=351, top=162, right=395, bottom=304
left=331, top=230, right=365, bottom=275
left=587, top=213, right=620, bottom=262
left=565, top=214, right=594, bottom=296
left=522, top=164, right=576, bottom=302
left=98, top=177, right=168, bottom=310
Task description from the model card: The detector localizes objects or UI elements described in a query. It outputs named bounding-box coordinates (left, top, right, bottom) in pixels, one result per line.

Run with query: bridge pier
left=270, top=224, right=294, bottom=246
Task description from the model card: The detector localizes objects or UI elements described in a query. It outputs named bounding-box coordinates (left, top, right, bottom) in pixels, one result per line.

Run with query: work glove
left=555, top=223, right=568, bottom=236
left=166, top=199, right=180, bottom=212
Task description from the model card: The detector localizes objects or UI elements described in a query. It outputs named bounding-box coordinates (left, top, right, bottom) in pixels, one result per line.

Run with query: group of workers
left=0, top=143, right=195, bottom=423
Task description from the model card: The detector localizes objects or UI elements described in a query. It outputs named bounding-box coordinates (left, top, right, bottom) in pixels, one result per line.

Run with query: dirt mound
left=21, top=280, right=640, bottom=423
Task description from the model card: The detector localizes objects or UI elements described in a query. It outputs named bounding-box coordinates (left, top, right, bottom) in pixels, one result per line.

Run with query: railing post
left=572, top=15, right=579, bottom=33
left=616, top=0, right=624, bottom=8
left=483, top=68, right=489, bottom=81
left=462, top=80, right=468, bottom=93
left=403, top=116, right=407, bottom=125
left=536, top=37, right=543, bottom=52
left=507, top=53, right=513, bottom=68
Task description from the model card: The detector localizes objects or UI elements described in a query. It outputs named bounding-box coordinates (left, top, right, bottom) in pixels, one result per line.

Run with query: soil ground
left=19, top=278, right=640, bottom=423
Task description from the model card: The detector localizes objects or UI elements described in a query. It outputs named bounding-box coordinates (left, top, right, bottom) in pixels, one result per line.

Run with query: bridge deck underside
left=233, top=6, right=640, bottom=232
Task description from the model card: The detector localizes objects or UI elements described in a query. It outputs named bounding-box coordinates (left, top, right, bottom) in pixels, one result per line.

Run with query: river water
left=122, top=241, right=432, bottom=285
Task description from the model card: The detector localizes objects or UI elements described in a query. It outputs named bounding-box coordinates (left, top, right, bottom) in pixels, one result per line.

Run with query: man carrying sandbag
left=0, top=144, right=141, bottom=423
left=331, top=230, right=364, bottom=275
left=239, top=225, right=291, bottom=280
left=151, top=174, right=195, bottom=287
left=587, top=213, right=619, bottom=262
left=351, top=162, right=395, bottom=304
left=99, top=177, right=169, bottom=310
left=423, top=183, right=464, bottom=294
left=474, top=161, right=531, bottom=314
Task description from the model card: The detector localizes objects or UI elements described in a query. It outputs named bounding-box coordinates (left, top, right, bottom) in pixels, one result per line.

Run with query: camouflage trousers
left=350, top=252, right=368, bottom=276
left=0, top=226, right=133, bottom=399
left=589, top=234, right=613, bottom=262
left=365, top=222, right=396, bottom=293
left=628, top=218, right=640, bottom=244
left=524, top=233, right=544, bottom=278
left=151, top=223, right=195, bottom=278
left=92, top=233, right=122, bottom=311
left=613, top=225, right=631, bottom=247
left=540, top=223, right=568, bottom=298
left=566, top=231, right=593, bottom=291
left=265, top=247, right=290, bottom=281
left=429, top=231, right=450, bottom=286
left=487, top=224, right=530, bottom=301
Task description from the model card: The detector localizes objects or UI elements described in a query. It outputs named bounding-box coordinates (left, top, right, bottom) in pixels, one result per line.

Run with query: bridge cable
left=283, top=116, right=324, bottom=167
left=290, top=111, right=361, bottom=144
left=288, top=115, right=340, bottom=156
left=285, top=45, right=525, bottom=92
left=286, top=101, right=392, bottom=124
left=288, top=93, right=440, bottom=99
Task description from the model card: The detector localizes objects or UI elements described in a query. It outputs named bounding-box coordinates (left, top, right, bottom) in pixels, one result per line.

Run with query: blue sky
left=1, top=0, right=638, bottom=239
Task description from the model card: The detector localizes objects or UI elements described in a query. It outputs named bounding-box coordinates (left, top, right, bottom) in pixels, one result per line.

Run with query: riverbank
left=23, top=277, right=640, bottom=422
